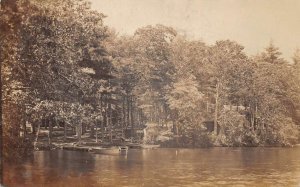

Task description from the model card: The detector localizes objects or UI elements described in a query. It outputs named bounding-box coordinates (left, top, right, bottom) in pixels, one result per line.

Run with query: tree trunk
left=33, top=121, right=41, bottom=150
left=44, top=118, right=48, bottom=130
left=100, top=94, right=104, bottom=141
left=155, top=103, right=160, bottom=126
left=250, top=109, right=255, bottom=131
left=214, top=81, right=220, bottom=135
left=32, top=122, right=36, bottom=134
left=206, top=100, right=209, bottom=113
left=219, top=116, right=225, bottom=136
left=106, top=97, right=112, bottom=143
left=164, top=104, right=168, bottom=127
left=255, top=104, right=258, bottom=131
left=130, top=96, right=134, bottom=139
left=96, top=122, right=98, bottom=142
left=100, top=119, right=104, bottom=141
left=48, top=118, right=52, bottom=145
left=249, top=103, right=256, bottom=132
left=90, top=124, right=95, bottom=138
left=82, top=123, right=86, bottom=135
left=77, top=123, right=82, bottom=143
left=63, top=121, right=67, bottom=141
left=122, top=96, right=126, bottom=138
left=173, top=117, right=179, bottom=146
left=136, top=109, right=140, bottom=128
left=127, top=95, right=130, bottom=131
left=22, top=110, right=27, bottom=137
left=109, top=102, right=113, bottom=143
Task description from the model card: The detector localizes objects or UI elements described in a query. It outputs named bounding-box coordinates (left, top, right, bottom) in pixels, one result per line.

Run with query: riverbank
left=35, top=137, right=299, bottom=152
left=33, top=126, right=300, bottom=152
left=34, top=129, right=160, bottom=151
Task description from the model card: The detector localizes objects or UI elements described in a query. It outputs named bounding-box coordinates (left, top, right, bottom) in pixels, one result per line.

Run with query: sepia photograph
left=0, top=0, right=300, bottom=186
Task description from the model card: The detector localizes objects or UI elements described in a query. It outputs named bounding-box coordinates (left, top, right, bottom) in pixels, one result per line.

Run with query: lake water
left=3, top=147, right=300, bottom=187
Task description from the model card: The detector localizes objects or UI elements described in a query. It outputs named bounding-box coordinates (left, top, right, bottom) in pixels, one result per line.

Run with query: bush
left=214, top=110, right=260, bottom=147
left=263, top=117, right=299, bottom=146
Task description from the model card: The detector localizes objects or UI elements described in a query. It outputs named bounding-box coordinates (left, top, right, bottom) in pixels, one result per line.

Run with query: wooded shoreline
left=1, top=0, right=300, bottom=161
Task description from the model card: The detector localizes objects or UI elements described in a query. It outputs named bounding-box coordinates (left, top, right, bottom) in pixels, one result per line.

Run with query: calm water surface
left=3, top=147, right=300, bottom=187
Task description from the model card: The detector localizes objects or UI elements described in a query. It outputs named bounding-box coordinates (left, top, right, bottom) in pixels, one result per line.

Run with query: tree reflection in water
left=3, top=148, right=300, bottom=187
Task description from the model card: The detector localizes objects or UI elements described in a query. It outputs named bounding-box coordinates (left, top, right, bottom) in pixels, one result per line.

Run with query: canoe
left=141, top=144, right=160, bottom=149
left=91, top=146, right=128, bottom=155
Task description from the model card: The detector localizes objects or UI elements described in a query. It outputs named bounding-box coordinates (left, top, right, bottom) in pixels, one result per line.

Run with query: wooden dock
left=61, top=143, right=159, bottom=153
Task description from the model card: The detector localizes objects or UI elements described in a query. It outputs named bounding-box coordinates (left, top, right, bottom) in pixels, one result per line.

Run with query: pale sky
left=90, top=0, right=300, bottom=61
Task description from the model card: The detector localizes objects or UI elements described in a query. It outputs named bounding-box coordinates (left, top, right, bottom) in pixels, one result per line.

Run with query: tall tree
left=206, top=40, right=249, bottom=134
left=258, top=41, right=285, bottom=64
left=133, top=25, right=177, bottom=126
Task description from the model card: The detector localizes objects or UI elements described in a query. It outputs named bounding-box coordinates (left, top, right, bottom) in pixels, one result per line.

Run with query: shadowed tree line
left=1, top=0, right=300, bottom=161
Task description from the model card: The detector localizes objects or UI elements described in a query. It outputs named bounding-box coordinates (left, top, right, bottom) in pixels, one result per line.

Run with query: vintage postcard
left=1, top=0, right=300, bottom=186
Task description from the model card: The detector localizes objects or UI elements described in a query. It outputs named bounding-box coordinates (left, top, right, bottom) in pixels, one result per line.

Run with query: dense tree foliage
left=1, top=0, right=300, bottom=161
left=1, top=0, right=112, bottom=159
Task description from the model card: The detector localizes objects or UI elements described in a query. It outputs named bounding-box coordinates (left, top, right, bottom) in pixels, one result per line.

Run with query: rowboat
left=141, top=144, right=160, bottom=149
left=90, top=146, right=128, bottom=155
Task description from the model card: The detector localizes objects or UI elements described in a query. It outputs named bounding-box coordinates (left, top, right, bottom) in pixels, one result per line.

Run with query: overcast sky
left=90, top=0, right=300, bottom=61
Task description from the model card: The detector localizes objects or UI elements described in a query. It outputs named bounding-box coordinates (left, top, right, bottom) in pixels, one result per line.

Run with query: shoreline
left=34, top=142, right=300, bottom=151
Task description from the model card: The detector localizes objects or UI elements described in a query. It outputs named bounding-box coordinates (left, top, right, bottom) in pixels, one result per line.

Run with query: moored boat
left=141, top=144, right=160, bottom=149
left=91, top=146, right=128, bottom=155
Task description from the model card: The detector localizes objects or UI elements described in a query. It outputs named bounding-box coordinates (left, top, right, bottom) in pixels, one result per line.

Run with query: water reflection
left=4, top=148, right=300, bottom=187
